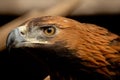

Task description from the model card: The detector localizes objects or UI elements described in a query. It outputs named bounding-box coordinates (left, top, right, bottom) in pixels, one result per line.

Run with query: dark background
left=69, top=14, right=120, bottom=35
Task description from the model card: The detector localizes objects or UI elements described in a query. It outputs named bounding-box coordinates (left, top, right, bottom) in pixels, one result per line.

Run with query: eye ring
left=42, top=26, right=56, bottom=36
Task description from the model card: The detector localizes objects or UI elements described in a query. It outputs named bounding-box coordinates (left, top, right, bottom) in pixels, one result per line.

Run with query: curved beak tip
left=6, top=30, right=15, bottom=48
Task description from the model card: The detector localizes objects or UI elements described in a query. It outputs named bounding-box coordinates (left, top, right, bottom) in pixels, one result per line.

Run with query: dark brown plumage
left=7, top=16, right=120, bottom=80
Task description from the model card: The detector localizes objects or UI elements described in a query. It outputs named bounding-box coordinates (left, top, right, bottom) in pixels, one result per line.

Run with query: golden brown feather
left=7, top=16, right=120, bottom=80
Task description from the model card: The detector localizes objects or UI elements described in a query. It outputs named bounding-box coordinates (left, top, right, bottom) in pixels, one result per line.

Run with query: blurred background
left=0, top=0, right=120, bottom=33
left=0, top=0, right=120, bottom=80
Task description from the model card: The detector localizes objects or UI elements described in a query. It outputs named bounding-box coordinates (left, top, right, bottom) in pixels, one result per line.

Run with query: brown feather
left=8, top=16, right=120, bottom=80
left=44, top=16, right=120, bottom=78
left=27, top=16, right=120, bottom=79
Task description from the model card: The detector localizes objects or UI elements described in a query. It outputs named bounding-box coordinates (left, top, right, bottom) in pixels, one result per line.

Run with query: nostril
left=20, top=31, right=25, bottom=35
left=18, top=26, right=27, bottom=36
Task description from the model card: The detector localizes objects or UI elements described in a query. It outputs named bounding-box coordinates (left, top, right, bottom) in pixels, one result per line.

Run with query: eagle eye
left=42, top=26, right=56, bottom=36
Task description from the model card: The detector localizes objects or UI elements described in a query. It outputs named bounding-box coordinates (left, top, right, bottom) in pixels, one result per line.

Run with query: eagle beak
left=6, top=28, right=26, bottom=48
left=6, top=27, right=50, bottom=49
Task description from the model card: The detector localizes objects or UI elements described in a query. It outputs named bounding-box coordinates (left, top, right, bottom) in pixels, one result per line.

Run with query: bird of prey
left=6, top=16, right=120, bottom=80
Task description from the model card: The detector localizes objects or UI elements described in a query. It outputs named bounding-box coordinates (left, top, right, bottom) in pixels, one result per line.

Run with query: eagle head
left=6, top=16, right=120, bottom=80
left=7, top=16, right=82, bottom=59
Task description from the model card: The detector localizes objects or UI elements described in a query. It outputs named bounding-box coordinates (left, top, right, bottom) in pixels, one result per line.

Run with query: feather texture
left=7, top=16, right=120, bottom=80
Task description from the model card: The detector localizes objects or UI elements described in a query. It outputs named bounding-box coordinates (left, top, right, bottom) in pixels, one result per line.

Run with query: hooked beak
left=6, top=28, right=26, bottom=49
left=6, top=27, right=50, bottom=49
